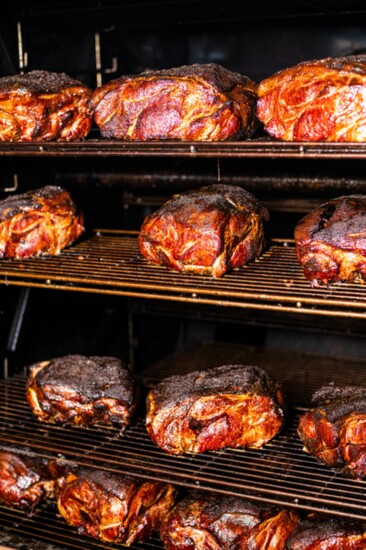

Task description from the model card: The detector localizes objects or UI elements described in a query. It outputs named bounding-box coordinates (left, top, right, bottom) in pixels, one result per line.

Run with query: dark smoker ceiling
left=4, top=0, right=366, bottom=28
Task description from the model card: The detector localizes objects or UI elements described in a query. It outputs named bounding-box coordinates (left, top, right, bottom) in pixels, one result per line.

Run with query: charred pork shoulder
left=257, top=55, right=366, bottom=141
left=138, top=184, right=268, bottom=277
left=286, top=517, right=366, bottom=549
left=297, top=384, right=366, bottom=479
left=0, top=70, right=92, bottom=141
left=57, top=468, right=177, bottom=545
left=0, top=448, right=62, bottom=511
left=294, top=195, right=366, bottom=285
left=146, top=364, right=285, bottom=455
left=0, top=185, right=84, bottom=259
left=26, top=355, right=138, bottom=430
left=160, top=492, right=300, bottom=550
left=90, top=63, right=258, bottom=141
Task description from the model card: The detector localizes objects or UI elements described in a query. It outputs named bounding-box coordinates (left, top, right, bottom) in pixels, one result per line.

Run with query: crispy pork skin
left=146, top=364, right=285, bottom=455
left=297, top=384, right=366, bottom=479
left=286, top=517, right=366, bottom=549
left=257, top=55, right=366, bottom=141
left=160, top=492, right=300, bottom=550
left=90, top=63, right=258, bottom=141
left=26, top=355, right=138, bottom=430
left=0, top=448, right=62, bottom=511
left=57, top=468, right=177, bottom=545
left=294, top=195, right=366, bottom=285
left=138, top=184, right=268, bottom=277
left=0, top=185, right=84, bottom=259
left=0, top=70, right=92, bottom=141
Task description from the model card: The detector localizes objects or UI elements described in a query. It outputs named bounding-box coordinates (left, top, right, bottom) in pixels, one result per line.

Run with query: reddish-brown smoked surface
left=91, top=63, right=258, bottom=141
left=257, top=55, right=366, bottom=142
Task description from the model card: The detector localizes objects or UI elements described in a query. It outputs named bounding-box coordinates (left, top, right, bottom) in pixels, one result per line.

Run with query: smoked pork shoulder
left=294, top=195, right=366, bottom=285
left=286, top=517, right=366, bottom=549
left=146, top=364, right=285, bottom=455
left=0, top=447, right=62, bottom=511
left=0, top=70, right=92, bottom=141
left=57, top=468, right=177, bottom=545
left=160, top=492, right=300, bottom=549
left=257, top=55, right=366, bottom=141
left=297, top=384, right=366, bottom=479
left=138, top=184, right=268, bottom=277
left=0, top=185, right=84, bottom=259
left=90, top=63, right=258, bottom=141
left=26, top=354, right=138, bottom=430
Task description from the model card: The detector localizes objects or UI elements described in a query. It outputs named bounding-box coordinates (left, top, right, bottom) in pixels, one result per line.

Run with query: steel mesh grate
left=0, top=502, right=164, bottom=549
left=0, top=370, right=366, bottom=523
left=0, top=231, right=366, bottom=318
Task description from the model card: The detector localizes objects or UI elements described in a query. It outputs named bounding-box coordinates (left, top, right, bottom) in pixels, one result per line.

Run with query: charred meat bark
left=146, top=364, right=285, bottom=455
left=138, top=184, right=268, bottom=277
left=0, top=448, right=62, bottom=511
left=57, top=468, right=177, bottom=545
left=91, top=63, right=258, bottom=141
left=257, top=55, right=366, bottom=141
left=297, top=384, right=366, bottom=479
left=294, top=195, right=366, bottom=285
left=286, top=517, right=366, bottom=549
left=160, top=492, right=300, bottom=550
left=26, top=355, right=138, bottom=430
left=0, top=70, right=92, bottom=141
left=0, top=185, right=84, bottom=259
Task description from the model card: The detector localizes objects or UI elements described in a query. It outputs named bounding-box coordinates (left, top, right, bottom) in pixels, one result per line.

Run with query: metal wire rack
left=0, top=231, right=365, bottom=318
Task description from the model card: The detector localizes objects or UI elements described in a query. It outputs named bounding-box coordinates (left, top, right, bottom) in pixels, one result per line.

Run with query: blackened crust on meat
left=160, top=492, right=270, bottom=550
left=0, top=186, right=76, bottom=221
left=294, top=195, right=366, bottom=284
left=298, top=383, right=366, bottom=478
left=66, top=467, right=137, bottom=502
left=167, top=491, right=275, bottom=520
left=0, top=70, right=90, bottom=95
left=148, top=364, right=281, bottom=411
left=29, top=355, right=136, bottom=405
left=260, top=55, right=366, bottom=87
left=286, top=518, right=366, bottom=549
left=151, top=184, right=269, bottom=220
left=294, top=54, right=366, bottom=76
left=312, top=384, right=366, bottom=405
left=160, top=492, right=300, bottom=550
left=295, top=195, right=366, bottom=250
left=138, top=184, right=268, bottom=277
left=308, top=385, right=366, bottom=424
left=311, top=196, right=366, bottom=249
left=107, top=63, right=258, bottom=94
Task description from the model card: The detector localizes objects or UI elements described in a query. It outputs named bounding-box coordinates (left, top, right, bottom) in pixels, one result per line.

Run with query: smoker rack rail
left=1, top=370, right=366, bottom=522
left=0, top=231, right=365, bottom=318
left=1, top=139, right=366, bottom=158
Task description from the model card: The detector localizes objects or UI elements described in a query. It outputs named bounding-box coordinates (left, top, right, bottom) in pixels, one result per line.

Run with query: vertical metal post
left=94, top=31, right=103, bottom=87
left=127, top=299, right=135, bottom=370
left=4, top=287, right=30, bottom=377
left=17, top=21, right=27, bottom=74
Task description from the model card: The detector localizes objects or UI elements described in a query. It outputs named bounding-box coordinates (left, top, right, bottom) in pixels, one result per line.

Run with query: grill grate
left=0, top=371, right=366, bottom=524
left=0, top=231, right=366, bottom=318
left=1, top=139, right=366, bottom=159
left=0, top=502, right=164, bottom=549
